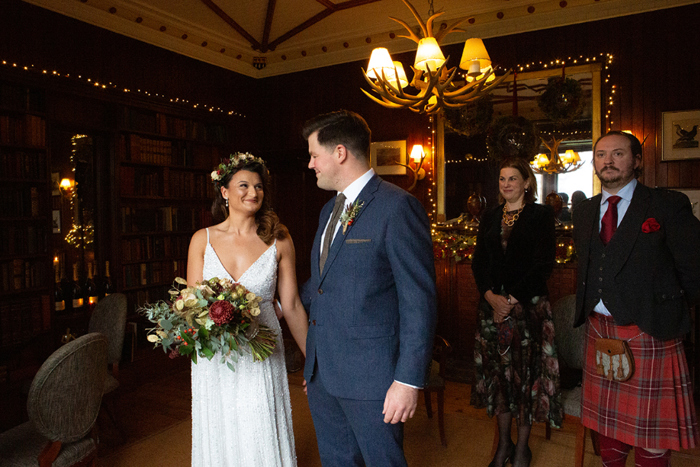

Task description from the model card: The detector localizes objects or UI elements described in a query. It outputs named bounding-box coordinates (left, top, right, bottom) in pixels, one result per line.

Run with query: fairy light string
left=0, top=59, right=247, bottom=118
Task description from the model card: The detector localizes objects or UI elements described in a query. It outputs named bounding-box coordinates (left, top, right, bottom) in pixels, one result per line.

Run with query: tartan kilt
left=581, top=313, right=699, bottom=451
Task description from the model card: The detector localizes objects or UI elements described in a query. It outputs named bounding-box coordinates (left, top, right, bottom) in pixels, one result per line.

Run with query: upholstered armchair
left=88, top=293, right=127, bottom=433
left=0, top=333, right=108, bottom=466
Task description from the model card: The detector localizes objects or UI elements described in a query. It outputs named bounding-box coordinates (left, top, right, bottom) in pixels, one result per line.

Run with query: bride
left=186, top=153, right=309, bottom=466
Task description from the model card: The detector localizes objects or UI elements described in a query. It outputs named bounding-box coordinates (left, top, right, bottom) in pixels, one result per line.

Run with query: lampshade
left=410, top=144, right=425, bottom=162
left=564, top=149, right=580, bottom=164
left=459, top=38, right=491, bottom=76
left=535, top=153, right=549, bottom=167
left=60, top=178, right=73, bottom=189
left=388, top=61, right=409, bottom=89
left=414, top=37, right=445, bottom=73
left=367, top=48, right=395, bottom=80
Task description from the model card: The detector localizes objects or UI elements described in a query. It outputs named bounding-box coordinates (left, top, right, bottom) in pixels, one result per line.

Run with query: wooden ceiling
left=23, top=0, right=700, bottom=78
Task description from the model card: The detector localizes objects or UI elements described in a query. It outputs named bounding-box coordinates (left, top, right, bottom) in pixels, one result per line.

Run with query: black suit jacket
left=471, top=203, right=556, bottom=304
left=572, top=182, right=700, bottom=340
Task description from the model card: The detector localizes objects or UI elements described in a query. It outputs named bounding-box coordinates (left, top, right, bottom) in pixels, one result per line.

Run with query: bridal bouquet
left=139, top=277, right=277, bottom=370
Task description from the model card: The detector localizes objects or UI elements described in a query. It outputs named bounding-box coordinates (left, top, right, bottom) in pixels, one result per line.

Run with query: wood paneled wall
left=2, top=0, right=699, bottom=283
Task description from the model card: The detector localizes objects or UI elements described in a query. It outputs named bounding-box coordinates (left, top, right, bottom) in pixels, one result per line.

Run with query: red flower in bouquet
left=642, top=217, right=660, bottom=233
left=209, top=300, right=235, bottom=326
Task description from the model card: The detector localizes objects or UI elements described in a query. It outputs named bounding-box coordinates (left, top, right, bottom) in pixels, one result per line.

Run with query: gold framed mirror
left=435, top=63, right=602, bottom=222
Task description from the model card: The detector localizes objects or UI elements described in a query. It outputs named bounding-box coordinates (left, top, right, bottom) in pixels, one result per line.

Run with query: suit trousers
left=307, top=365, right=406, bottom=467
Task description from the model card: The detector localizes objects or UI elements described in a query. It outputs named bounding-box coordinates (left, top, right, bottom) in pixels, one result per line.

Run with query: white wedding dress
left=191, top=229, right=297, bottom=466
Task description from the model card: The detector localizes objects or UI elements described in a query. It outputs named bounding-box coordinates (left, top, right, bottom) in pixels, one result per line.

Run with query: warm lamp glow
left=367, top=48, right=394, bottom=80
left=414, top=38, right=445, bottom=73
left=562, top=149, right=580, bottom=164
left=410, top=144, right=425, bottom=163
left=388, top=61, right=409, bottom=88
left=460, top=38, right=492, bottom=76
left=466, top=65, right=496, bottom=83
left=535, top=153, right=549, bottom=167
left=60, top=178, right=73, bottom=190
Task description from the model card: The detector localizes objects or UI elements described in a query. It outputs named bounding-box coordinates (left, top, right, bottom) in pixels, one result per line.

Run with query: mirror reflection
left=440, top=63, right=602, bottom=223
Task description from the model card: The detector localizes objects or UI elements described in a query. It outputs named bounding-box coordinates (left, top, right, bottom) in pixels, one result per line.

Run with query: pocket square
left=346, top=238, right=371, bottom=244
left=642, top=218, right=660, bottom=233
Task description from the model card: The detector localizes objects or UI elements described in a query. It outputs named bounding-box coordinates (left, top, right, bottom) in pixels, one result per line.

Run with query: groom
left=301, top=110, right=437, bottom=466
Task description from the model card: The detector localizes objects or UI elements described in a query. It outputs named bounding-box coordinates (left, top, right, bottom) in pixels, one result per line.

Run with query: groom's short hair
left=302, top=110, right=371, bottom=160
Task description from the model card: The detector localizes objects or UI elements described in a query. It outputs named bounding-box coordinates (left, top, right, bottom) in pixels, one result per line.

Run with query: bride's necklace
left=502, top=204, right=524, bottom=227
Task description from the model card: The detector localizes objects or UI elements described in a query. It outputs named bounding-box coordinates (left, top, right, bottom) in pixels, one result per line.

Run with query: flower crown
left=211, top=152, right=266, bottom=189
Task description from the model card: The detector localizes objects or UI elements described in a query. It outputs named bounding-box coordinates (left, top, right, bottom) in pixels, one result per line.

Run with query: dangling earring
left=225, top=198, right=229, bottom=208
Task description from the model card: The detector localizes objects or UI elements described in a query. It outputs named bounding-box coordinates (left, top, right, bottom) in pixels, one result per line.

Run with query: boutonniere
left=340, top=200, right=364, bottom=234
left=642, top=217, right=661, bottom=233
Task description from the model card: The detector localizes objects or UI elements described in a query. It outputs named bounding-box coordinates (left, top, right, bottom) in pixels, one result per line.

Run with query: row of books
left=121, top=134, right=222, bottom=169
left=123, top=108, right=230, bottom=144
left=120, top=234, right=190, bottom=262
left=0, top=226, right=47, bottom=256
left=120, top=206, right=212, bottom=233
left=125, top=134, right=174, bottom=165
left=0, top=114, right=46, bottom=147
left=120, top=166, right=161, bottom=197
left=0, top=259, right=49, bottom=293
left=0, top=82, right=45, bottom=113
left=0, top=149, right=46, bottom=180
left=119, top=166, right=211, bottom=199
left=167, top=170, right=210, bottom=199
left=0, top=186, right=41, bottom=217
left=122, top=259, right=187, bottom=289
left=0, top=295, right=51, bottom=348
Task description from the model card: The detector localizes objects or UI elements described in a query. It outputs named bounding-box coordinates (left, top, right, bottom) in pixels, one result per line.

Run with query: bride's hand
left=273, top=300, right=283, bottom=319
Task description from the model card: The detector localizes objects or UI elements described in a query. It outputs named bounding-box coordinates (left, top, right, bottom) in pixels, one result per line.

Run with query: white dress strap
left=206, top=227, right=210, bottom=244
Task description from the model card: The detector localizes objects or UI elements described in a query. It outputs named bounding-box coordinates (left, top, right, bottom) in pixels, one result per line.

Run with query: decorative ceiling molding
left=22, top=0, right=700, bottom=78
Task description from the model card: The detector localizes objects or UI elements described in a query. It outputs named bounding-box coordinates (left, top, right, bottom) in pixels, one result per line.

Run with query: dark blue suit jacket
left=302, top=175, right=437, bottom=400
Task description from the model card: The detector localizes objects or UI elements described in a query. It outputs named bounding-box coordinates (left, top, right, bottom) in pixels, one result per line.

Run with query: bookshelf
left=0, top=80, right=52, bottom=352
left=115, top=106, right=227, bottom=313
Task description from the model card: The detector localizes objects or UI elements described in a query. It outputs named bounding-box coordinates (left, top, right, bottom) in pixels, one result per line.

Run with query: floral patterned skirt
left=472, top=296, right=563, bottom=428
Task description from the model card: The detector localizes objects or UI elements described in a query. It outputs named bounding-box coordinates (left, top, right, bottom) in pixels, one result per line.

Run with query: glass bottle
left=103, top=260, right=114, bottom=297
left=84, top=262, right=98, bottom=311
left=71, top=263, right=84, bottom=312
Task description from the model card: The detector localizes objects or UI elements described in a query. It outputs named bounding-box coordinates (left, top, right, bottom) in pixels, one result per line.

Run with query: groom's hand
left=382, top=382, right=418, bottom=424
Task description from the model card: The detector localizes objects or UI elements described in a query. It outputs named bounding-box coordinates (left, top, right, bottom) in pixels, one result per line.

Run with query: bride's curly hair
left=211, top=158, right=288, bottom=244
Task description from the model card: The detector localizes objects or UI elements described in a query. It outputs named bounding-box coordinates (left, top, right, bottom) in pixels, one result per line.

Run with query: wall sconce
left=59, top=178, right=74, bottom=198
left=396, top=144, right=428, bottom=191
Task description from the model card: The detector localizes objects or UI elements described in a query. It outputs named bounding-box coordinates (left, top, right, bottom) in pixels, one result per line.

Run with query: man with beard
left=572, top=131, right=700, bottom=466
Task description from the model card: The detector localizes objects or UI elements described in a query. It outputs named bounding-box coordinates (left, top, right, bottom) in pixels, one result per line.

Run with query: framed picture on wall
left=661, top=110, right=700, bottom=161
left=52, top=210, right=61, bottom=233
left=370, top=140, right=407, bottom=175
left=51, top=172, right=60, bottom=196
left=675, top=189, right=700, bottom=220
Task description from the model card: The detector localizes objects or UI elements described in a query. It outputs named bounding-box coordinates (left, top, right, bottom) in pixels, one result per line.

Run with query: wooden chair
left=422, top=334, right=452, bottom=446
left=0, top=333, right=108, bottom=466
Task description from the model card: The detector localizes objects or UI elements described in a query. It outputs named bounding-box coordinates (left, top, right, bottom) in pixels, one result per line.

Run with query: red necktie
left=600, top=195, right=621, bottom=245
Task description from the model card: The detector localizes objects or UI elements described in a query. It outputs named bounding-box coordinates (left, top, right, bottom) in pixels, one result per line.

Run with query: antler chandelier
left=362, top=0, right=510, bottom=114
left=531, top=137, right=584, bottom=174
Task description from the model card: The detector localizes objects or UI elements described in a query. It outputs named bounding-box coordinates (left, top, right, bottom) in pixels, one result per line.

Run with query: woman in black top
left=471, top=158, right=562, bottom=467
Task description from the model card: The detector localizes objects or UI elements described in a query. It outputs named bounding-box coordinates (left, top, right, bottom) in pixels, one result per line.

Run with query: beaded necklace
left=502, top=204, right=524, bottom=227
